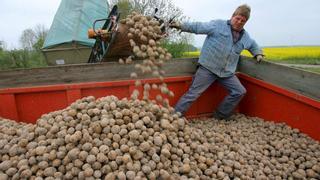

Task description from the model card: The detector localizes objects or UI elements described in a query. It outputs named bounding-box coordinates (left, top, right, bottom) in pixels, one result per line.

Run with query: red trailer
left=0, top=57, right=319, bottom=140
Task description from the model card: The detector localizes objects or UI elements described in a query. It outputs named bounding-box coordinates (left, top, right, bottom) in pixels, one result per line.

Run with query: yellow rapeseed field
left=242, top=46, right=320, bottom=61
left=183, top=46, right=320, bottom=63
left=183, top=46, right=320, bottom=73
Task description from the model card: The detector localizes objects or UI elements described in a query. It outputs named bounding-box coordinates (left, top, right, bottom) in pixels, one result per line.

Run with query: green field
left=296, top=67, right=320, bottom=74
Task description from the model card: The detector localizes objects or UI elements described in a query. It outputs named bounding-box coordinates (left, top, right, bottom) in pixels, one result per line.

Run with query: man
left=170, top=4, right=264, bottom=120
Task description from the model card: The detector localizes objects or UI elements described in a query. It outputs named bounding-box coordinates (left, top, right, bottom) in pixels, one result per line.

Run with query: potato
left=0, top=11, right=319, bottom=180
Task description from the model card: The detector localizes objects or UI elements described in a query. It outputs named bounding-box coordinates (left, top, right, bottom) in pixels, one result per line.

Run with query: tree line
left=0, top=24, right=48, bottom=70
left=0, top=0, right=197, bottom=70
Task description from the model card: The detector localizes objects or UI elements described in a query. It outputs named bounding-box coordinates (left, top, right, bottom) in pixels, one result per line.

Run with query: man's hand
left=256, top=55, right=264, bottom=63
left=169, top=21, right=181, bottom=29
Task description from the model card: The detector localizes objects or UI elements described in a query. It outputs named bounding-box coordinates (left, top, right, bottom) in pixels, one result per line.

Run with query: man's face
left=231, top=15, right=247, bottom=32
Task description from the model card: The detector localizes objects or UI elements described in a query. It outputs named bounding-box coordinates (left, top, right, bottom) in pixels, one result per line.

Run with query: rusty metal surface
left=0, top=58, right=198, bottom=89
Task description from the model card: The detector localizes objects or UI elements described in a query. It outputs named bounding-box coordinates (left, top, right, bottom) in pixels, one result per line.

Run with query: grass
left=296, top=67, right=320, bottom=74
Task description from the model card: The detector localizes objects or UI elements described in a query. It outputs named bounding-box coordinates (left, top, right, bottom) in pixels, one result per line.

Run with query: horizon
left=1, top=0, right=320, bottom=49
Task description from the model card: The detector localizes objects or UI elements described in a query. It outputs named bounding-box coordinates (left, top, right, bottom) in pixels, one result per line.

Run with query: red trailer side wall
left=238, top=73, right=320, bottom=140
left=0, top=74, right=319, bottom=140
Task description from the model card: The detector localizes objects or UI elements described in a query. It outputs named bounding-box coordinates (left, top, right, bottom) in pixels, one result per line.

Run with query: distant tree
left=110, top=0, right=195, bottom=56
left=0, top=25, right=48, bottom=70
left=161, top=34, right=195, bottom=58
left=186, top=44, right=198, bottom=52
left=8, top=49, right=29, bottom=68
left=32, top=24, right=48, bottom=51
left=110, top=0, right=185, bottom=25
left=0, top=41, right=3, bottom=51
left=20, top=29, right=36, bottom=50
left=19, top=24, right=48, bottom=51
left=112, top=0, right=133, bottom=20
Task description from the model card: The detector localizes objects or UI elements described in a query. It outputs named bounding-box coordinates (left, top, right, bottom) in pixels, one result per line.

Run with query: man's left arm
left=247, top=39, right=264, bottom=62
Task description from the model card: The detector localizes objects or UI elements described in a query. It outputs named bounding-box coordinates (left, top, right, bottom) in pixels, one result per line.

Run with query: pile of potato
left=0, top=96, right=320, bottom=179
left=0, top=12, right=319, bottom=180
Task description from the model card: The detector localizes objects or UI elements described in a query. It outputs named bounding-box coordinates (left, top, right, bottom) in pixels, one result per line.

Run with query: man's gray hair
left=232, top=4, right=251, bottom=20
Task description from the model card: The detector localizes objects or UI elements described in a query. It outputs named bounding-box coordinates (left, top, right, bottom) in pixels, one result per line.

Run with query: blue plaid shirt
left=181, top=20, right=262, bottom=77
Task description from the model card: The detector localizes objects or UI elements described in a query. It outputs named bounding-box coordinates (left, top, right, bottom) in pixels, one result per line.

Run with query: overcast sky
left=0, top=0, right=319, bottom=49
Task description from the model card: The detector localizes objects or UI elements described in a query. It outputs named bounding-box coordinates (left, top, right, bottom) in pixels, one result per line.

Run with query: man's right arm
left=171, top=20, right=217, bottom=35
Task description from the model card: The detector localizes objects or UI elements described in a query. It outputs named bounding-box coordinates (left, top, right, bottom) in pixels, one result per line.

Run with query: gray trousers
left=175, top=65, right=247, bottom=118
